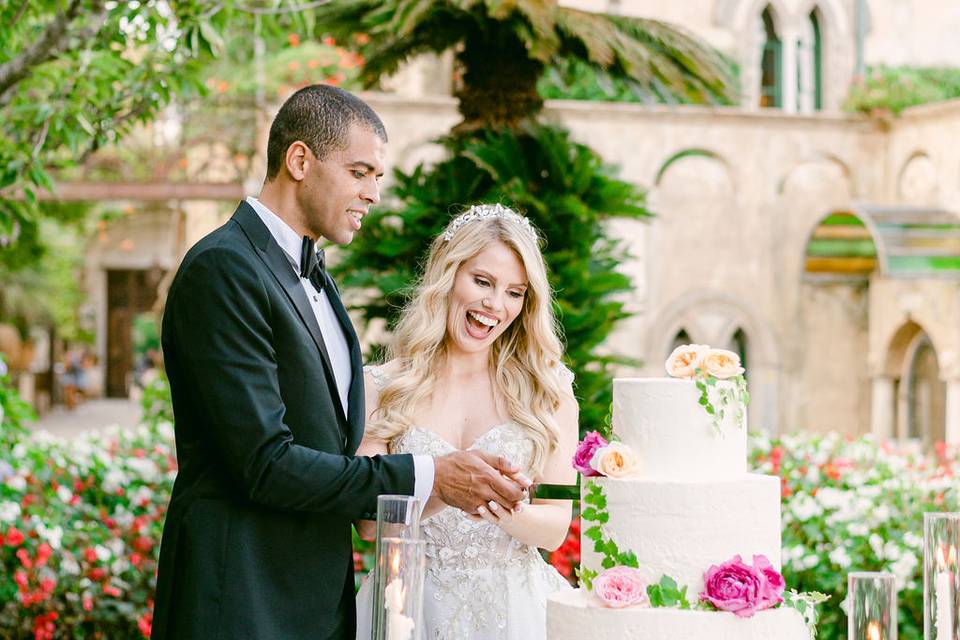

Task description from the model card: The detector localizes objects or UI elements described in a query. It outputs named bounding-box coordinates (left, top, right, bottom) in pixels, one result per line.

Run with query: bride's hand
left=466, top=499, right=522, bottom=528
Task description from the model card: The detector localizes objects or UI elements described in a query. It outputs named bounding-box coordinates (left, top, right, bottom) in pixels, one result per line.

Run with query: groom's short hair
left=265, top=84, right=388, bottom=179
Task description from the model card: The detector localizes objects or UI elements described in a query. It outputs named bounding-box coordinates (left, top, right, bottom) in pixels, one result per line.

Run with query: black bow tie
left=300, top=236, right=326, bottom=292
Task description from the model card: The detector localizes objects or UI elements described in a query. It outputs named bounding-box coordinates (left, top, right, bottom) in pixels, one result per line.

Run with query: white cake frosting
left=613, top=378, right=746, bottom=481
left=548, top=589, right=810, bottom=640
left=546, top=373, right=808, bottom=640
left=580, top=474, right=782, bottom=596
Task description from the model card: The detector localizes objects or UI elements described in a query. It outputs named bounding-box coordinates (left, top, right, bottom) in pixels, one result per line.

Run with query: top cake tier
left=612, top=378, right=747, bottom=482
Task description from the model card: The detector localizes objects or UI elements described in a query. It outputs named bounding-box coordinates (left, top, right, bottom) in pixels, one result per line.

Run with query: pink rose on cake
left=752, top=554, right=786, bottom=608
left=665, top=344, right=710, bottom=378
left=702, top=349, right=745, bottom=379
left=590, top=441, right=639, bottom=478
left=700, top=554, right=784, bottom=617
left=592, top=566, right=648, bottom=608
left=572, top=431, right=609, bottom=477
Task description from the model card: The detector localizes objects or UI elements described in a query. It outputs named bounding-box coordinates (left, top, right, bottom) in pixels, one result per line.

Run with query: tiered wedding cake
left=547, top=368, right=810, bottom=639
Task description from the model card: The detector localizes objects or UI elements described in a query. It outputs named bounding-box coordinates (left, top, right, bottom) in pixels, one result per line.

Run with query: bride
left=355, top=204, right=577, bottom=640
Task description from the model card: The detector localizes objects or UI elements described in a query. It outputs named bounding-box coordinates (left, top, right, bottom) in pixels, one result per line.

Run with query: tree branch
left=0, top=0, right=107, bottom=105
left=11, top=0, right=30, bottom=26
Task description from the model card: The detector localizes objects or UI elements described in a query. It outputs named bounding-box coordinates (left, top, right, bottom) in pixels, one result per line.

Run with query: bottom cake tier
left=547, top=589, right=810, bottom=640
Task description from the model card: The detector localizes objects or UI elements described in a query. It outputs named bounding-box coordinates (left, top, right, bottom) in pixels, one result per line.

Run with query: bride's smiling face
left=446, top=241, right=528, bottom=355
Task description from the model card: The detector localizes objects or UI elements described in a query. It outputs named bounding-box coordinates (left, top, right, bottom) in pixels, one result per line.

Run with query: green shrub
left=332, top=124, right=650, bottom=431
left=844, top=66, right=960, bottom=115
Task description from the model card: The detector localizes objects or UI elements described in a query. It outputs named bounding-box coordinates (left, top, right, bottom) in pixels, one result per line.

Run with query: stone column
left=781, top=27, right=799, bottom=114
left=870, top=375, right=895, bottom=440
left=945, top=378, right=960, bottom=444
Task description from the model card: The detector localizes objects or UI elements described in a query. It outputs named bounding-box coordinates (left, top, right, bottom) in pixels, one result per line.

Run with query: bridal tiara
left=441, top=203, right=539, bottom=244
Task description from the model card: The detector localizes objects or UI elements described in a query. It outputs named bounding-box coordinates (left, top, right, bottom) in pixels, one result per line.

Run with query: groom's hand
left=433, top=451, right=531, bottom=514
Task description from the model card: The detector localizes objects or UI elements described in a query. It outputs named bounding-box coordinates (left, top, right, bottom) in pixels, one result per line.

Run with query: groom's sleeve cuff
left=412, top=454, right=435, bottom=514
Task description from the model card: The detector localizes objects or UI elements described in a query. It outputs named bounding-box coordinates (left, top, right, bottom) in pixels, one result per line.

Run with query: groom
left=151, top=85, right=529, bottom=640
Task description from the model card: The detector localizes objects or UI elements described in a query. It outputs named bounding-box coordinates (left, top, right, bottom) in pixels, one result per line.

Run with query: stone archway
left=872, top=321, right=947, bottom=445
left=903, top=334, right=946, bottom=446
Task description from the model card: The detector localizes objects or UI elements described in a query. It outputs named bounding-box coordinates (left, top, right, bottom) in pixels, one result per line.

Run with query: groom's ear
left=284, top=141, right=310, bottom=182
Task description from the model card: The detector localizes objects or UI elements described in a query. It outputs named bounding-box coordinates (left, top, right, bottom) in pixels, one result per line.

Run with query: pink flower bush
left=593, top=566, right=648, bottom=608
left=700, top=554, right=784, bottom=617
left=573, top=431, right=608, bottom=477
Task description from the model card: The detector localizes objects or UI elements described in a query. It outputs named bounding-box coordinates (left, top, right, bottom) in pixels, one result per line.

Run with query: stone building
left=48, top=0, right=960, bottom=443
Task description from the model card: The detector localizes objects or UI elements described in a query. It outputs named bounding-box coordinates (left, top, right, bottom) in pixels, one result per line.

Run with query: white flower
left=869, top=534, right=885, bottom=559
left=6, top=475, right=26, bottom=492
left=111, top=558, right=129, bottom=574
left=871, top=504, right=891, bottom=524
left=11, top=444, right=26, bottom=460
left=816, top=487, right=848, bottom=509
left=891, top=552, right=918, bottom=588
left=790, top=492, right=823, bottom=520
left=37, top=523, right=63, bottom=550
left=102, top=470, right=127, bottom=494
left=904, top=532, right=923, bottom=549
left=107, top=539, right=124, bottom=558
left=61, top=554, right=81, bottom=576
left=884, top=541, right=903, bottom=561
left=0, top=500, right=21, bottom=525
left=57, top=486, right=73, bottom=503
left=829, top=545, right=852, bottom=568
left=126, top=458, right=159, bottom=483
left=847, top=522, right=869, bottom=537
left=802, top=554, right=821, bottom=569
left=131, top=486, right=154, bottom=505
left=95, top=545, right=111, bottom=562
left=158, top=421, right=175, bottom=440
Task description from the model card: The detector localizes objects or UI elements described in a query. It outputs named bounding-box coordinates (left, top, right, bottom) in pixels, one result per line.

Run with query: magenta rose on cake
left=700, top=555, right=768, bottom=617
left=572, top=431, right=609, bottom=477
left=592, top=566, right=648, bottom=609
left=752, top=554, right=785, bottom=608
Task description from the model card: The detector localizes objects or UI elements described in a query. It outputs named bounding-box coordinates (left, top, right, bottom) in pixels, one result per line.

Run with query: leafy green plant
left=844, top=66, right=960, bottom=115
left=0, top=356, right=34, bottom=451
left=315, top=0, right=736, bottom=132
left=332, top=124, right=649, bottom=430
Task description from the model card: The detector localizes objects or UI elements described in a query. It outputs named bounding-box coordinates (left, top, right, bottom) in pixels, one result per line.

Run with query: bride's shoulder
left=363, top=359, right=402, bottom=389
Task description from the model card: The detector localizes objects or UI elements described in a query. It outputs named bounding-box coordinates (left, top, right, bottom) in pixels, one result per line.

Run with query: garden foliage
left=331, top=124, right=650, bottom=430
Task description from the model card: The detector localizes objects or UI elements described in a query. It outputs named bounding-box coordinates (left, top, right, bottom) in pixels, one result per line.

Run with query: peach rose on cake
left=665, top=344, right=710, bottom=379
left=590, top=441, right=639, bottom=478
left=702, top=348, right=745, bottom=379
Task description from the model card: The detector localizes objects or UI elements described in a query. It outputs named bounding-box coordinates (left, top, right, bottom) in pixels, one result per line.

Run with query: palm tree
left=314, top=0, right=737, bottom=131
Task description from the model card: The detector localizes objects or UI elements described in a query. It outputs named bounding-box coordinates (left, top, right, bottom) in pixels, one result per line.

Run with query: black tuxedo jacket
left=151, top=201, right=415, bottom=640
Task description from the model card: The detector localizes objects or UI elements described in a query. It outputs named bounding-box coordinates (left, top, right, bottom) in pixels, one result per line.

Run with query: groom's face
left=299, top=122, right=386, bottom=245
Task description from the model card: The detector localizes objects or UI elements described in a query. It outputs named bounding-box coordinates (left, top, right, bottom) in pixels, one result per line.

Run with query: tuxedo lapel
left=322, top=272, right=365, bottom=453
left=232, top=203, right=350, bottom=434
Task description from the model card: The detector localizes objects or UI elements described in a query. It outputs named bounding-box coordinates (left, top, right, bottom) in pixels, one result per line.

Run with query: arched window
left=758, top=6, right=782, bottom=108
left=906, top=335, right=945, bottom=445
left=732, top=328, right=749, bottom=374
left=797, top=8, right=824, bottom=112
left=669, top=329, right=692, bottom=358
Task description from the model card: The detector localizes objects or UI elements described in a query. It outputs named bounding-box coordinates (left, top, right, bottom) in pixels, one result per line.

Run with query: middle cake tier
left=581, top=474, right=782, bottom=597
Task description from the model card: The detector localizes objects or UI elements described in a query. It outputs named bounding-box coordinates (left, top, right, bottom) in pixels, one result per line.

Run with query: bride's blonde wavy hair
left=367, top=205, right=568, bottom=476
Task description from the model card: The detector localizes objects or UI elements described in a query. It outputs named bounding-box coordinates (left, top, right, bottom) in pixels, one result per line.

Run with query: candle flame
left=867, top=621, right=881, bottom=640
left=390, top=547, right=401, bottom=575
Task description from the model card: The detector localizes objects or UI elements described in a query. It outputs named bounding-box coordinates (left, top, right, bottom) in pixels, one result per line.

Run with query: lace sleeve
left=363, top=365, right=390, bottom=390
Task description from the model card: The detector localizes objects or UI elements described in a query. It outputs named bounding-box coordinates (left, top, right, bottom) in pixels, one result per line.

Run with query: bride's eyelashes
left=473, top=276, right=525, bottom=299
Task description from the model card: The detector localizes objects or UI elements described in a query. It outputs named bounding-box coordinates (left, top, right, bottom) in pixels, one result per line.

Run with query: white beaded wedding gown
left=355, top=366, right=572, bottom=640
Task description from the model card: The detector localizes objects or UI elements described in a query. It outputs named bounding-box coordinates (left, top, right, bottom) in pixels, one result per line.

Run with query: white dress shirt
left=246, top=197, right=435, bottom=508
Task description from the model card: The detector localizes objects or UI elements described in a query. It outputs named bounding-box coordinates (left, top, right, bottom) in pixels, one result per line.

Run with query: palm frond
left=555, top=9, right=737, bottom=104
